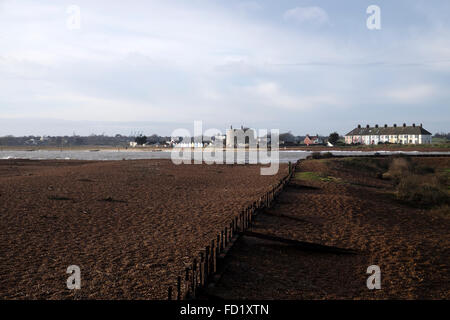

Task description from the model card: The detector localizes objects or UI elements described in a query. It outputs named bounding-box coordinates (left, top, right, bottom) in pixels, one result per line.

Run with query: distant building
left=345, top=123, right=432, bottom=145
left=129, top=141, right=138, bottom=147
left=213, top=134, right=226, bottom=147
left=226, top=125, right=256, bottom=148
left=304, top=135, right=323, bottom=146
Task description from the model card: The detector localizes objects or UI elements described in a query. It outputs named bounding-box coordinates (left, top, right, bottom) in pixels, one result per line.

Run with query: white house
left=345, top=123, right=432, bottom=145
left=225, top=126, right=256, bottom=148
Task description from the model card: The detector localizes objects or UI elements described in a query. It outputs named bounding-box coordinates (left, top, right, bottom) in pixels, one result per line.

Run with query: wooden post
left=185, top=267, right=190, bottom=298
left=247, top=208, right=250, bottom=227
left=224, top=227, right=228, bottom=247
left=177, top=276, right=181, bottom=300
left=210, top=240, right=215, bottom=274
left=216, top=242, right=220, bottom=270
left=209, top=245, right=214, bottom=273
left=204, top=246, right=209, bottom=281
left=192, top=259, right=197, bottom=295
left=168, top=286, right=173, bottom=300
left=199, top=252, right=204, bottom=286
left=221, top=230, right=224, bottom=251
left=245, top=209, right=248, bottom=229
left=245, top=210, right=248, bottom=229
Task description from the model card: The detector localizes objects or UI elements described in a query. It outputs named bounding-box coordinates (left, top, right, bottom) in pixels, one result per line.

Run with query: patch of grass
left=339, top=142, right=450, bottom=150
left=340, top=157, right=389, bottom=178
left=432, top=137, right=448, bottom=144
left=295, top=172, right=321, bottom=181
left=295, top=171, right=340, bottom=183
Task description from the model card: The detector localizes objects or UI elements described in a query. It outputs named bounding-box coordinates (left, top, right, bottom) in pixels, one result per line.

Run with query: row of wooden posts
left=167, top=160, right=300, bottom=300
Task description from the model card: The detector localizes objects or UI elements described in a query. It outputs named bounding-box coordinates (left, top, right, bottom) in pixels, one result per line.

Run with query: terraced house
left=345, top=123, right=432, bottom=145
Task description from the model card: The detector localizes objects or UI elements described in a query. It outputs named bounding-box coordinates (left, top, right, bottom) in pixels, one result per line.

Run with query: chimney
left=384, top=124, right=388, bottom=128
left=358, top=124, right=361, bottom=128
left=366, top=124, right=370, bottom=128
left=394, top=124, right=397, bottom=128
left=420, top=123, right=423, bottom=127
left=403, top=123, right=406, bottom=127
left=375, top=124, right=379, bottom=128
left=413, top=123, right=416, bottom=127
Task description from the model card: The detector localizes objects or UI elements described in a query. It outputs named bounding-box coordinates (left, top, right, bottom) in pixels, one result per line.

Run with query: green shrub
left=383, top=157, right=413, bottom=182
left=310, top=152, right=333, bottom=159
left=396, top=174, right=448, bottom=206
left=341, top=157, right=389, bottom=175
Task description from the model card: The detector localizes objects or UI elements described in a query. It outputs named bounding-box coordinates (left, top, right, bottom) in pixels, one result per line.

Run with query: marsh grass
left=340, top=157, right=389, bottom=179
left=295, top=171, right=341, bottom=183
left=329, top=156, right=449, bottom=208
left=383, top=158, right=449, bottom=207
left=396, top=174, right=448, bottom=206
left=309, top=152, right=333, bottom=160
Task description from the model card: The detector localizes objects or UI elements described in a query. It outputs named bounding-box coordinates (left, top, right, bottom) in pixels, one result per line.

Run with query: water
left=1, top=149, right=449, bottom=163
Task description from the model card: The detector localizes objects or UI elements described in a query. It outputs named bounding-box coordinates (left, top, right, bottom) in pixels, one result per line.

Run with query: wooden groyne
left=167, top=160, right=301, bottom=300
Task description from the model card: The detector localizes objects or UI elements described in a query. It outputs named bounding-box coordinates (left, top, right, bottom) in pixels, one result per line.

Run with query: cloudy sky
left=0, top=0, right=449, bottom=136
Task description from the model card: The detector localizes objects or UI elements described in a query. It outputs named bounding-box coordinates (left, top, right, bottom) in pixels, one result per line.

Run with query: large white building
left=345, top=123, right=432, bottom=145
left=225, top=126, right=256, bottom=148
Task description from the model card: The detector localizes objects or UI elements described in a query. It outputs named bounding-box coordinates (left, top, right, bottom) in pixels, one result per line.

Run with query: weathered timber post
left=215, top=242, right=220, bottom=271
left=199, top=252, right=204, bottom=286
left=177, top=276, right=181, bottom=300
left=204, top=246, right=209, bottom=282
left=185, top=267, right=190, bottom=298
left=210, top=240, right=215, bottom=274
left=192, top=259, right=197, bottom=295
left=224, top=227, right=228, bottom=247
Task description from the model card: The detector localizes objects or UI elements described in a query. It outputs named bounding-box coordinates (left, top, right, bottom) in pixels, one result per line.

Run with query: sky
left=0, top=0, right=449, bottom=136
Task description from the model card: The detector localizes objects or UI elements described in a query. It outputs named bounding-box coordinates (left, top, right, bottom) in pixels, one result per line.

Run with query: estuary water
left=1, top=149, right=449, bottom=163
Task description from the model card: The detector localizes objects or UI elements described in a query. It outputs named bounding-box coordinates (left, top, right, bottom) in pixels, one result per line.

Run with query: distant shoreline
left=1, top=145, right=449, bottom=152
